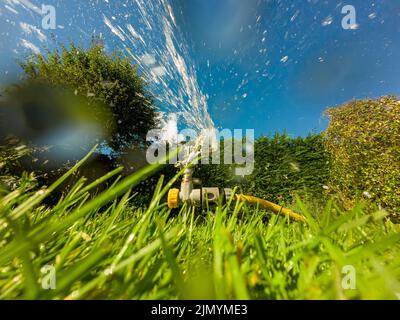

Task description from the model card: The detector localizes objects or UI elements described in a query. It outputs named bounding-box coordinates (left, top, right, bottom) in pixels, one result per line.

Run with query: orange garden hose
left=235, top=194, right=306, bottom=223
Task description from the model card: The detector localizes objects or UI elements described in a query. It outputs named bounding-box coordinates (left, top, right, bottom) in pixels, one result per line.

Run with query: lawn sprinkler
left=167, top=166, right=232, bottom=208
left=167, top=142, right=306, bottom=223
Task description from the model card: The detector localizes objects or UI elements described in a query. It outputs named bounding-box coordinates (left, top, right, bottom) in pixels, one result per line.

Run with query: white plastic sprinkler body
left=168, top=166, right=230, bottom=209
left=180, top=168, right=194, bottom=203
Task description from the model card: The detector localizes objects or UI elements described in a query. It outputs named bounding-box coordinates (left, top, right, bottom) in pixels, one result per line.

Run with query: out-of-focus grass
left=0, top=150, right=400, bottom=300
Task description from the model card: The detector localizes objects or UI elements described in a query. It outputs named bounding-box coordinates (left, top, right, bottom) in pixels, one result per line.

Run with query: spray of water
left=102, top=0, right=216, bottom=164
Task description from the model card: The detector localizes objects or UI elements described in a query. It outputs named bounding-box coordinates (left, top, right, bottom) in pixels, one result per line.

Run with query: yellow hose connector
left=235, top=194, right=306, bottom=223
left=168, top=188, right=180, bottom=209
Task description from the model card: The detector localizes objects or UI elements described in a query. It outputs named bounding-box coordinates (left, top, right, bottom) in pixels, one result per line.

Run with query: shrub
left=324, top=96, right=400, bottom=215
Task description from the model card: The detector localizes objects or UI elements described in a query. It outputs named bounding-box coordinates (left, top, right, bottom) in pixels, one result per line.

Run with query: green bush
left=324, top=96, right=400, bottom=215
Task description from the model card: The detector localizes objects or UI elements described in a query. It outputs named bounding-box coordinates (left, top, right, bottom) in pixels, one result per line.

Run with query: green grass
left=1, top=150, right=400, bottom=300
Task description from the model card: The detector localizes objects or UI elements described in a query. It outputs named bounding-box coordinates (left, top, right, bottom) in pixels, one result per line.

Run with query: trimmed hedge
left=195, top=133, right=330, bottom=204
left=242, top=134, right=329, bottom=203
left=324, top=96, right=400, bottom=215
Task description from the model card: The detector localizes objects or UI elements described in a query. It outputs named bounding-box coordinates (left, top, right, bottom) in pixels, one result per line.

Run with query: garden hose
left=167, top=186, right=306, bottom=223
left=168, top=167, right=305, bottom=222
left=235, top=194, right=306, bottom=223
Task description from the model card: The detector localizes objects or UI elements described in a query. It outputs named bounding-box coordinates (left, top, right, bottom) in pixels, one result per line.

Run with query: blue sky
left=1, top=0, right=400, bottom=137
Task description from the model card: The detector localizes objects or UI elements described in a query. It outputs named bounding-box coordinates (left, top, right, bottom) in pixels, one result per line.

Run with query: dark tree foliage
left=19, top=43, right=158, bottom=152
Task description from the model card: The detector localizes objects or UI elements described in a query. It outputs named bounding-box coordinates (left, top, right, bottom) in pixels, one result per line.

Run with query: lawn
left=1, top=148, right=400, bottom=300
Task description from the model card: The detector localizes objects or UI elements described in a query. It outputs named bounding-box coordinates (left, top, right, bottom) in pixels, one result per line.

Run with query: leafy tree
left=324, top=96, right=400, bottom=215
left=18, top=43, right=158, bottom=152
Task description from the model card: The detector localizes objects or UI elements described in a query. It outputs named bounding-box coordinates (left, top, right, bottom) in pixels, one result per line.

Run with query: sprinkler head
left=168, top=165, right=232, bottom=209
left=167, top=186, right=233, bottom=209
